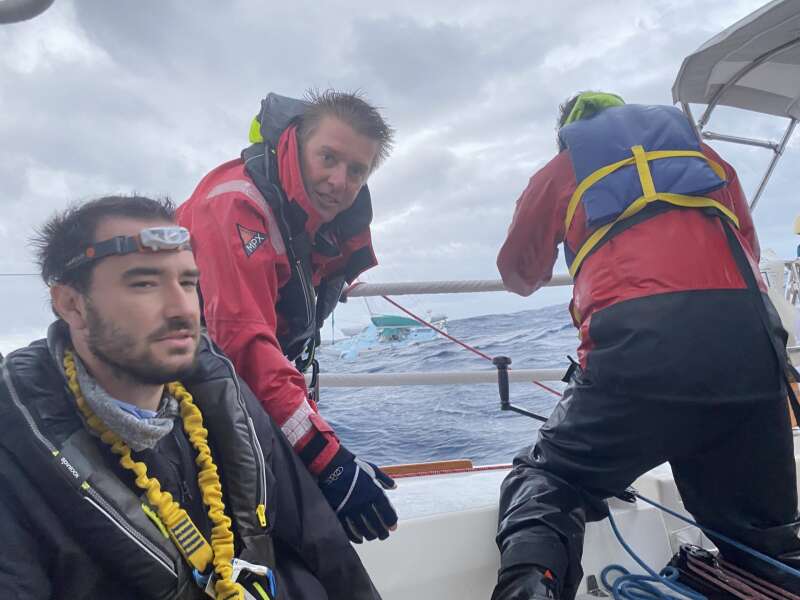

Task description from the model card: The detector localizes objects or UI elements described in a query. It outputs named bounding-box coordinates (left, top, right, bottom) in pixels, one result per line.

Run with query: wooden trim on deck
left=382, top=460, right=512, bottom=478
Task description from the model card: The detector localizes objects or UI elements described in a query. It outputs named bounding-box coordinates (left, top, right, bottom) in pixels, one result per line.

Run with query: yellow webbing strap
left=251, top=582, right=270, bottom=600
left=632, top=145, right=656, bottom=199
left=565, top=147, right=736, bottom=277
left=568, top=193, right=740, bottom=277
left=564, top=149, right=727, bottom=231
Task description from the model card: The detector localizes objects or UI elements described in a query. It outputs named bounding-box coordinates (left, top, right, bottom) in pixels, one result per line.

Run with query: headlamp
left=63, top=226, right=192, bottom=273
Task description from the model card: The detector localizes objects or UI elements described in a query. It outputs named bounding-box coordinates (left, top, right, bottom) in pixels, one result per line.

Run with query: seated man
left=0, top=195, right=381, bottom=599
left=492, top=92, right=800, bottom=599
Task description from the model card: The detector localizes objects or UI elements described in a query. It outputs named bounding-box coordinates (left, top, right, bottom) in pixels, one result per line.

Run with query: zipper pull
left=257, top=503, right=268, bottom=528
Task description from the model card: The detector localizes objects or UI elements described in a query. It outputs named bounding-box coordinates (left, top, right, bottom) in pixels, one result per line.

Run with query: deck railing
left=319, top=262, right=800, bottom=390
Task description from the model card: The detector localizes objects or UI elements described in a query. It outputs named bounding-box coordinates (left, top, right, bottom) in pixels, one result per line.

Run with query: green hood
left=563, top=91, right=625, bottom=125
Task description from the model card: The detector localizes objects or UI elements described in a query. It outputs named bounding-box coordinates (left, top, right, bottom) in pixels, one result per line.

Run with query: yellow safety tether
left=64, top=351, right=245, bottom=600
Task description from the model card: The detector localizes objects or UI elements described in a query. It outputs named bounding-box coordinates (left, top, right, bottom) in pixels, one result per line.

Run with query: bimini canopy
left=673, top=0, right=800, bottom=120
left=672, top=0, right=800, bottom=210
left=0, top=0, right=54, bottom=24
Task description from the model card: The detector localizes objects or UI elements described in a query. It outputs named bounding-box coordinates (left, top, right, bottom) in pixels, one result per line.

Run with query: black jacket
left=0, top=322, right=381, bottom=600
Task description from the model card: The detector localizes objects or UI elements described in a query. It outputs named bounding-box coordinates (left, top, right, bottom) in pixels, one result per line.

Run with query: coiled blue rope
left=601, top=491, right=800, bottom=600
left=602, top=510, right=705, bottom=600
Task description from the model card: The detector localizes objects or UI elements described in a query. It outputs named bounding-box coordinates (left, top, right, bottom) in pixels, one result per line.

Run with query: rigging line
left=381, top=294, right=492, bottom=360
left=379, top=293, right=563, bottom=398
left=363, top=297, right=374, bottom=317
left=635, top=492, right=800, bottom=581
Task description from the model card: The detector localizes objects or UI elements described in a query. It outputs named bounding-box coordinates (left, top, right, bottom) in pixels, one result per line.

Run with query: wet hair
left=32, top=195, right=175, bottom=293
left=557, top=93, right=584, bottom=129
left=296, top=88, right=395, bottom=173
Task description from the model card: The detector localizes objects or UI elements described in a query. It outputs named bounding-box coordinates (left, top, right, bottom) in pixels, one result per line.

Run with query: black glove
left=318, top=447, right=397, bottom=543
left=492, top=565, right=559, bottom=600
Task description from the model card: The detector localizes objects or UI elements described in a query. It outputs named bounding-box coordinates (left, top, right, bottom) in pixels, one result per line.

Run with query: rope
left=634, top=492, right=800, bottom=581
left=379, top=294, right=564, bottom=399
left=602, top=510, right=705, bottom=600
left=380, top=294, right=492, bottom=360
left=601, top=491, right=800, bottom=600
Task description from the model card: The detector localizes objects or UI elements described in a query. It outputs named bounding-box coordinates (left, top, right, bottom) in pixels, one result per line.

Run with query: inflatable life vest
left=558, top=103, right=740, bottom=277
left=0, top=330, right=274, bottom=598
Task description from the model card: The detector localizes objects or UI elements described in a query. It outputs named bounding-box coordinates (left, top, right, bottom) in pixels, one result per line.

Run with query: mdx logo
left=237, top=224, right=268, bottom=257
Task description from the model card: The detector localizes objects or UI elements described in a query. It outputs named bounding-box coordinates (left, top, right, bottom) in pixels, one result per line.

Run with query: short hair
left=297, top=89, right=394, bottom=173
left=32, top=195, right=175, bottom=292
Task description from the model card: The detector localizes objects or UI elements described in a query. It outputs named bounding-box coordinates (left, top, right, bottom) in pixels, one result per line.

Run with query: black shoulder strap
left=242, top=144, right=319, bottom=367
left=721, top=221, right=800, bottom=423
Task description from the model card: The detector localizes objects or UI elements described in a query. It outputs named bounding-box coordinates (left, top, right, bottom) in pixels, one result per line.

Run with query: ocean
left=316, top=303, right=578, bottom=466
left=0, top=300, right=580, bottom=467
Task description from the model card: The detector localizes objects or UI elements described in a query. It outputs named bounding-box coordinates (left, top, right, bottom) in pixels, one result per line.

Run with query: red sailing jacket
left=177, top=127, right=377, bottom=475
left=497, top=143, right=761, bottom=369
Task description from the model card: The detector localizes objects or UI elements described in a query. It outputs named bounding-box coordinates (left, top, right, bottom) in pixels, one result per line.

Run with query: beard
left=85, top=301, right=199, bottom=386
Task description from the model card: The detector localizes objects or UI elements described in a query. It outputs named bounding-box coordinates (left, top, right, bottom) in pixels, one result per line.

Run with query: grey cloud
left=1, top=0, right=795, bottom=343
left=349, top=17, right=489, bottom=117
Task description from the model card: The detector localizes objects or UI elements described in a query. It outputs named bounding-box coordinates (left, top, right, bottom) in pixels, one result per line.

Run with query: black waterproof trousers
left=493, top=290, right=800, bottom=600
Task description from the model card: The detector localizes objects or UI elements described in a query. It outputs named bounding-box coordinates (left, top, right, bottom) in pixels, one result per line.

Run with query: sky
left=2, top=0, right=799, bottom=354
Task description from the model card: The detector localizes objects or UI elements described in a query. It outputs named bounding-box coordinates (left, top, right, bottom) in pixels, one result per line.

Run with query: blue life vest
left=558, top=104, right=737, bottom=276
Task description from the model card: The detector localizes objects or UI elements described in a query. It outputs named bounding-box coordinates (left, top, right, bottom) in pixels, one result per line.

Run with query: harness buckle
left=308, top=358, right=320, bottom=405
left=203, top=558, right=277, bottom=599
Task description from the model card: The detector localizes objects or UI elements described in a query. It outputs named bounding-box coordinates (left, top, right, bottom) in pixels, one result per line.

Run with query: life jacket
left=241, top=93, right=375, bottom=370
left=0, top=324, right=274, bottom=599
left=558, top=103, right=741, bottom=277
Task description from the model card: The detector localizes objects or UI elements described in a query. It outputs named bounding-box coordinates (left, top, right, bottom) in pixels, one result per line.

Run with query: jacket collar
left=241, top=126, right=379, bottom=282
left=277, top=125, right=325, bottom=237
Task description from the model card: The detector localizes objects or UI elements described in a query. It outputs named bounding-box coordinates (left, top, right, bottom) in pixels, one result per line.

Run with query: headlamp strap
left=64, top=235, right=141, bottom=270
left=63, top=227, right=191, bottom=273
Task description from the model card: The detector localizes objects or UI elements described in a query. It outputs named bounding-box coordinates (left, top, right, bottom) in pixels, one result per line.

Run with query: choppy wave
left=317, top=303, right=578, bottom=466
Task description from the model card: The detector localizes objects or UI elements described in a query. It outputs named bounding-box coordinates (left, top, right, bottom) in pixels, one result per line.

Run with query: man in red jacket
left=178, top=90, right=397, bottom=544
left=492, top=92, right=800, bottom=599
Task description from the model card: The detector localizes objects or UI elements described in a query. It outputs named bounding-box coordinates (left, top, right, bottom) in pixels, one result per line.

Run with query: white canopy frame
left=672, top=0, right=800, bottom=210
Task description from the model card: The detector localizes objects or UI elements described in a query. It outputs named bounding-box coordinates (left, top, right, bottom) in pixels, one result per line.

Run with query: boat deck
left=355, top=432, right=800, bottom=599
